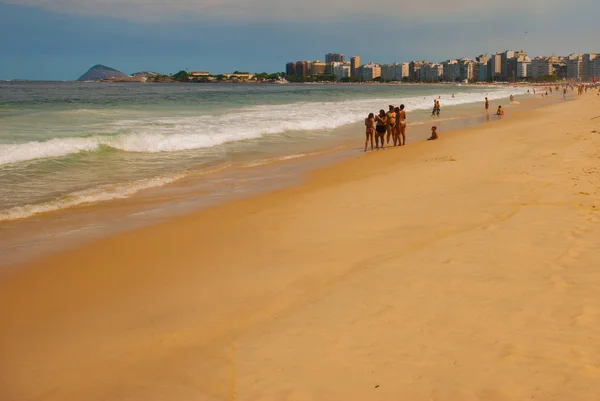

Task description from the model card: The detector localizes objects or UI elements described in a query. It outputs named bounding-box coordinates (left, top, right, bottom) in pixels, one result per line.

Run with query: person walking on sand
left=386, top=105, right=397, bottom=146
left=364, top=112, right=375, bottom=152
left=431, top=99, right=437, bottom=117
left=427, top=126, right=438, bottom=140
left=397, top=104, right=407, bottom=146
left=374, top=109, right=387, bottom=149
left=485, top=97, right=489, bottom=112
left=435, top=100, right=441, bottom=117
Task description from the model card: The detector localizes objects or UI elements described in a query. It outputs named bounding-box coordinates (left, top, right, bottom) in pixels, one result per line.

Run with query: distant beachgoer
left=427, top=126, right=438, bottom=141
left=509, top=94, right=514, bottom=103
left=364, top=112, right=375, bottom=151
left=485, top=97, right=489, bottom=111
left=496, top=105, right=504, bottom=116
left=386, top=105, right=397, bottom=146
left=431, top=100, right=437, bottom=116
left=398, top=104, right=407, bottom=146
left=452, top=93, right=455, bottom=98
left=375, top=109, right=387, bottom=149
left=435, top=100, right=441, bottom=117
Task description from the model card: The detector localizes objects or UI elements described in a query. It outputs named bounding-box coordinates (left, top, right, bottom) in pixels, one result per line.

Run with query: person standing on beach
left=375, top=109, right=387, bottom=149
left=364, top=113, right=375, bottom=152
left=485, top=97, right=489, bottom=112
left=431, top=100, right=437, bottom=117
left=397, top=104, right=407, bottom=146
left=435, top=100, right=441, bottom=117
left=386, top=105, right=397, bottom=146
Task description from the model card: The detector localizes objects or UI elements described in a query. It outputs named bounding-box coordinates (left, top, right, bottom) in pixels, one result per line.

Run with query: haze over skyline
left=1, top=0, right=598, bottom=80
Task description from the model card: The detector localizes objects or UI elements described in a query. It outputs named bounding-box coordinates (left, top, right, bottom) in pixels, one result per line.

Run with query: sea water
left=0, top=81, right=526, bottom=222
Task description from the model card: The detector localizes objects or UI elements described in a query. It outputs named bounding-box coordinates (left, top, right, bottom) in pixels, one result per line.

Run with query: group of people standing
left=364, top=104, right=407, bottom=151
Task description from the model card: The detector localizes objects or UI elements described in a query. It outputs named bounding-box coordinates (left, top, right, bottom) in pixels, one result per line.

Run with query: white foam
left=0, top=86, right=528, bottom=166
left=0, top=174, right=184, bottom=221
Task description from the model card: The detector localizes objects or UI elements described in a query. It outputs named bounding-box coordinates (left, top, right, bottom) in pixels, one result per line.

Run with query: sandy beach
left=1, top=92, right=599, bottom=401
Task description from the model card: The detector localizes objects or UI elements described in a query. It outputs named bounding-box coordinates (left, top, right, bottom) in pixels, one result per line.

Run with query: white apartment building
left=360, top=63, right=381, bottom=81
left=331, top=62, right=350, bottom=81
left=380, top=63, right=408, bottom=81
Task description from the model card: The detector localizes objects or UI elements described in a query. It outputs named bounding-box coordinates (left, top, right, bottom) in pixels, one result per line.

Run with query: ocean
left=0, top=81, right=525, bottom=223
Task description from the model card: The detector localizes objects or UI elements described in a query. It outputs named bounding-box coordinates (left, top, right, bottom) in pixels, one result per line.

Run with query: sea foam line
left=1, top=87, right=528, bottom=166
left=0, top=174, right=185, bottom=222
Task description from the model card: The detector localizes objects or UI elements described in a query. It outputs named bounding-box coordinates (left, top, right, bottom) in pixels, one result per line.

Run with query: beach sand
left=1, top=93, right=599, bottom=401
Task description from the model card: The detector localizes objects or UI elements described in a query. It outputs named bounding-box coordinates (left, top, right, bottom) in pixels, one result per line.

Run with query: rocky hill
left=77, top=65, right=127, bottom=81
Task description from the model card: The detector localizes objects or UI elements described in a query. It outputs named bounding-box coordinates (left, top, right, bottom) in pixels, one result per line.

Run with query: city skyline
left=284, top=48, right=600, bottom=84
left=1, top=0, right=599, bottom=80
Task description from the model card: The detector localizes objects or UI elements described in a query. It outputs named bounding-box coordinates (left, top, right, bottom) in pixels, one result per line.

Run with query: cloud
left=2, top=0, right=572, bottom=22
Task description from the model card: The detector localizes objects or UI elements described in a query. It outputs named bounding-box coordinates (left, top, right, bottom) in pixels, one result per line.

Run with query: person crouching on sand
left=364, top=112, right=375, bottom=151
left=427, top=126, right=438, bottom=141
left=374, top=109, right=387, bottom=149
left=496, top=105, right=504, bottom=116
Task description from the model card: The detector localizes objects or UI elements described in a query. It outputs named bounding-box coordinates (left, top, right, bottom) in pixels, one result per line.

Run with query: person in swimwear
left=435, top=100, right=441, bottom=117
left=496, top=105, right=504, bottom=116
left=427, top=126, right=438, bottom=140
left=364, top=112, right=375, bottom=151
left=485, top=97, right=489, bottom=111
left=386, top=105, right=396, bottom=146
left=374, top=109, right=387, bottom=149
left=397, top=104, right=407, bottom=146
left=431, top=99, right=437, bottom=116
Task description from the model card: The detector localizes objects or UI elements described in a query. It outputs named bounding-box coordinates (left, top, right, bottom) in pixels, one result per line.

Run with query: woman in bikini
left=364, top=112, right=375, bottom=151
left=375, top=109, right=387, bottom=149
left=385, top=105, right=396, bottom=146
left=397, top=104, right=407, bottom=146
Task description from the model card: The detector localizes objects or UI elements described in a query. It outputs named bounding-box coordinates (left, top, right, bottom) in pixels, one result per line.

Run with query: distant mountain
left=77, top=65, right=127, bottom=81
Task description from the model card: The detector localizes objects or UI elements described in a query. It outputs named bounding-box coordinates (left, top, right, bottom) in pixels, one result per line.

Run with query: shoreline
left=1, top=92, right=599, bottom=400
left=0, top=90, right=554, bottom=267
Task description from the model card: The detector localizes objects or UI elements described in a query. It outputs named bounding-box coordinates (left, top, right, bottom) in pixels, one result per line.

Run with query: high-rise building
left=501, top=50, right=515, bottom=79
left=487, top=53, right=502, bottom=80
left=326, top=53, right=345, bottom=63
left=295, top=61, right=312, bottom=79
left=331, top=62, right=351, bottom=80
left=409, top=61, right=425, bottom=81
left=516, top=56, right=531, bottom=79
left=360, top=63, right=381, bottom=81
left=442, top=60, right=459, bottom=81
left=311, top=61, right=327, bottom=76
left=285, top=62, right=296, bottom=77
left=582, top=53, right=598, bottom=81
left=475, top=63, right=488, bottom=82
left=350, top=56, right=361, bottom=78
left=458, top=58, right=474, bottom=81
left=567, top=54, right=582, bottom=80
left=380, top=63, right=408, bottom=81
left=530, top=57, right=556, bottom=78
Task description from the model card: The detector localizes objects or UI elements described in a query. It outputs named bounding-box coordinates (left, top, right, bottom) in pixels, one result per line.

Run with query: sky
left=0, top=0, right=598, bottom=80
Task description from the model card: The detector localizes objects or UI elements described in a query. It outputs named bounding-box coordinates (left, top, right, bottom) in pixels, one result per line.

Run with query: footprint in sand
left=426, top=156, right=457, bottom=163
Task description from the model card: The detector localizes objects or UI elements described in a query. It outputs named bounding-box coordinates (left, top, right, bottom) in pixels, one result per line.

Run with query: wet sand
left=1, top=91, right=599, bottom=401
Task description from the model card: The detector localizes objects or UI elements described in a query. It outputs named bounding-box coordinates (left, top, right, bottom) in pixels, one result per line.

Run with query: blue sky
left=0, top=0, right=598, bottom=80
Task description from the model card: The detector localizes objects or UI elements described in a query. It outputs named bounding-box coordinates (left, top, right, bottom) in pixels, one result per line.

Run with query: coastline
left=1, top=92, right=599, bottom=400
left=0, top=90, right=555, bottom=267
